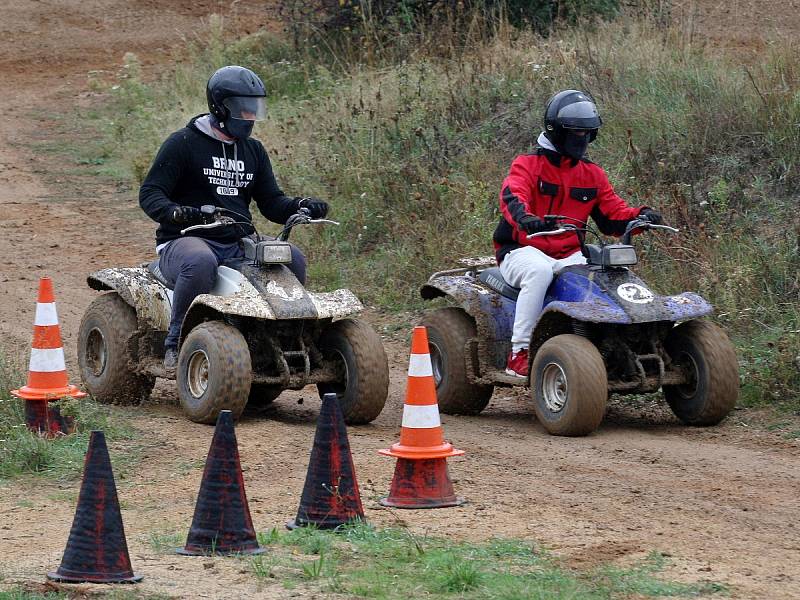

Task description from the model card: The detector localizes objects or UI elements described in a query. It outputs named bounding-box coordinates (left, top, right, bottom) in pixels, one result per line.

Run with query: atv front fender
left=539, top=292, right=712, bottom=325
left=87, top=267, right=172, bottom=330
left=184, top=285, right=363, bottom=323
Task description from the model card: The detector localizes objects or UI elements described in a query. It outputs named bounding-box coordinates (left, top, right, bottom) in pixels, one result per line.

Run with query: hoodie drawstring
left=220, top=141, right=241, bottom=188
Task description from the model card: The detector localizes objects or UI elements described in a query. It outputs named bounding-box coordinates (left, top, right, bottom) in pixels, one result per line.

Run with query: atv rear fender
left=421, top=275, right=515, bottom=370
left=88, top=267, right=172, bottom=330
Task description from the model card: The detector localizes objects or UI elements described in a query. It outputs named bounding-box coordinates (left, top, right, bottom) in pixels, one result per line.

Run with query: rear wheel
left=663, top=320, right=739, bottom=425
left=531, top=334, right=607, bottom=436
left=317, top=319, right=388, bottom=424
left=177, top=321, right=251, bottom=424
left=77, top=293, right=154, bottom=404
left=421, top=308, right=493, bottom=415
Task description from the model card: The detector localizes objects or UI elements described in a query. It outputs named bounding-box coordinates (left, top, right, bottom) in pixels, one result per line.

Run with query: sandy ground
left=0, top=1, right=798, bottom=599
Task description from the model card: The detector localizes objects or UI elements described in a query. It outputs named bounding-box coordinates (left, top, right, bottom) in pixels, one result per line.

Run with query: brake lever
left=648, top=224, right=680, bottom=233
left=180, top=221, right=225, bottom=235
left=527, top=224, right=578, bottom=239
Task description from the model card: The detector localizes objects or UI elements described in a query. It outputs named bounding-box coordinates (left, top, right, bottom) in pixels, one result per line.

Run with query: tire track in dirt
left=0, top=2, right=798, bottom=599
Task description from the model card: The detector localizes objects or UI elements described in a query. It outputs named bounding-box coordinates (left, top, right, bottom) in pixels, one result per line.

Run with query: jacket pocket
left=539, top=178, right=559, bottom=197
left=569, top=187, right=598, bottom=203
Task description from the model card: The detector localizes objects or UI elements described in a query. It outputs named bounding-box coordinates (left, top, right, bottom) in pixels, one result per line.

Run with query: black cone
left=178, top=410, right=263, bottom=555
left=48, top=431, right=141, bottom=583
left=287, top=393, right=365, bottom=529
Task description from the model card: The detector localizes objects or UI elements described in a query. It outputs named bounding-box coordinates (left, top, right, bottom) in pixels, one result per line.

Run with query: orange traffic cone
left=11, top=277, right=84, bottom=436
left=379, top=326, right=465, bottom=508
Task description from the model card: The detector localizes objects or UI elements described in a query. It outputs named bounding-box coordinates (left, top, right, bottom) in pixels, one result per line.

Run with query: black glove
left=639, top=208, right=663, bottom=225
left=170, top=205, right=203, bottom=225
left=518, top=214, right=556, bottom=235
left=298, top=197, right=329, bottom=219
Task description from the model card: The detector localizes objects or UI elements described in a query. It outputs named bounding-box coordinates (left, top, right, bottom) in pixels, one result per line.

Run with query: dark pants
left=159, top=237, right=307, bottom=349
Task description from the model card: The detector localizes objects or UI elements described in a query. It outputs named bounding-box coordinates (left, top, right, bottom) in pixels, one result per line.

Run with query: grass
left=83, top=9, right=798, bottom=410
left=145, top=529, right=185, bottom=554
left=0, top=355, right=139, bottom=482
left=234, top=523, right=725, bottom=599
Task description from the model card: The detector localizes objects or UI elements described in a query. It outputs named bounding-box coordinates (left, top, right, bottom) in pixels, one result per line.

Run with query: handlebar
left=524, top=215, right=679, bottom=245
left=179, top=206, right=339, bottom=241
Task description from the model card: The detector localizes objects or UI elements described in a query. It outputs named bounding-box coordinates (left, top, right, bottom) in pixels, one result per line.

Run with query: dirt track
left=0, top=2, right=798, bottom=599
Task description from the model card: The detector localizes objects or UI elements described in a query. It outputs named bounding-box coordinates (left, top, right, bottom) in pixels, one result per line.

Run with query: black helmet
left=206, top=65, right=267, bottom=124
left=543, top=89, right=602, bottom=151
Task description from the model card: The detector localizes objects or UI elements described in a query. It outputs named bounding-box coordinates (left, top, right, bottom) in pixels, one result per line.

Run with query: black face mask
left=223, top=118, right=254, bottom=140
left=562, top=132, right=590, bottom=160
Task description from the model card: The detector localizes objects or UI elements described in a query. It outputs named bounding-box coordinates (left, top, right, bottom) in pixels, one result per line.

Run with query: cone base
left=378, top=443, right=465, bottom=460
left=24, top=399, right=75, bottom=437
left=379, top=496, right=465, bottom=509
left=176, top=545, right=265, bottom=556
left=381, top=457, right=465, bottom=510
left=47, top=570, right=142, bottom=584
left=12, top=385, right=87, bottom=401
left=286, top=516, right=365, bottom=531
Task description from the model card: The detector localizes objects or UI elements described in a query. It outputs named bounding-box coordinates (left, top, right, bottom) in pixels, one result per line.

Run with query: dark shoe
left=505, top=348, right=529, bottom=378
left=164, top=347, right=178, bottom=372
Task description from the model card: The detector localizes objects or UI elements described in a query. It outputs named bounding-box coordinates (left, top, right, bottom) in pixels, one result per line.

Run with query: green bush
left=277, top=0, right=619, bottom=33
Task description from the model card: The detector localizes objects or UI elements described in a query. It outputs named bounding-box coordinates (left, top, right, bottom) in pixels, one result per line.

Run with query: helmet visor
left=557, top=100, right=602, bottom=130
left=223, top=96, right=267, bottom=121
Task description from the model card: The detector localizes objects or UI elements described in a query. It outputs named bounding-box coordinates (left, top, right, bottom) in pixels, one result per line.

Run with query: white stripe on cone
left=408, top=353, right=433, bottom=377
left=34, top=303, right=59, bottom=327
left=401, top=403, right=442, bottom=428
left=29, top=347, right=66, bottom=372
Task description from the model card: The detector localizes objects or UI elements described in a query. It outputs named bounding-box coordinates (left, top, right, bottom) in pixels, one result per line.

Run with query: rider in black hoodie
left=139, top=65, right=328, bottom=371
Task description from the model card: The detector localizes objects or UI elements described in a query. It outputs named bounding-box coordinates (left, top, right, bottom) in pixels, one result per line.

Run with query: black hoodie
left=139, top=115, right=300, bottom=247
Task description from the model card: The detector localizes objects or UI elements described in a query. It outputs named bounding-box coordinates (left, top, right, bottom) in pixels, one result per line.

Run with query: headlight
left=256, top=241, right=293, bottom=264
left=603, top=245, right=638, bottom=266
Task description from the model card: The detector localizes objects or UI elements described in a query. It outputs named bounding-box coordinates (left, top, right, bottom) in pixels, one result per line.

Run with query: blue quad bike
left=420, top=217, right=739, bottom=436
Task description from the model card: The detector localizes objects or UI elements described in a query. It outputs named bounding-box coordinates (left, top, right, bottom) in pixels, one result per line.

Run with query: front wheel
left=77, top=293, right=154, bottom=405
left=531, top=334, right=607, bottom=436
left=176, top=321, right=251, bottom=424
left=317, top=319, right=388, bottom=424
left=421, top=308, right=493, bottom=415
left=663, top=320, right=739, bottom=425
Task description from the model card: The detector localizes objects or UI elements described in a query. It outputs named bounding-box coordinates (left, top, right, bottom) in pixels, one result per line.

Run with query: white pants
left=499, top=246, right=586, bottom=351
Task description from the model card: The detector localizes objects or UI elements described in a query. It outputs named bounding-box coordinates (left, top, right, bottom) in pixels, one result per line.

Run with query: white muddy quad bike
left=77, top=206, right=389, bottom=424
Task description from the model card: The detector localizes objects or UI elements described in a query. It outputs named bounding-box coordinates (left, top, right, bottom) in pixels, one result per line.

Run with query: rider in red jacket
left=493, top=90, right=662, bottom=378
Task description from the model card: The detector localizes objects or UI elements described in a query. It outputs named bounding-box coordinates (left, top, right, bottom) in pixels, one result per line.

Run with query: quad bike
left=420, top=216, right=739, bottom=436
left=77, top=206, right=389, bottom=424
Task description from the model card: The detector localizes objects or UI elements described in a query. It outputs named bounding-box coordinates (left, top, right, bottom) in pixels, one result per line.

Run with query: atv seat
left=146, top=257, right=246, bottom=291
left=478, top=267, right=520, bottom=301
left=147, top=260, right=174, bottom=290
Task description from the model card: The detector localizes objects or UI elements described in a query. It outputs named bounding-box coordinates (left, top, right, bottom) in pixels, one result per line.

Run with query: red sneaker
left=505, top=348, right=529, bottom=378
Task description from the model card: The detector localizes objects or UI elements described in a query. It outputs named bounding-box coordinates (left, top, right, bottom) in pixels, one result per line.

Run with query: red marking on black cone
left=177, top=410, right=264, bottom=556
left=380, top=458, right=465, bottom=509
left=25, top=400, right=74, bottom=437
left=287, top=393, right=365, bottom=530
left=47, top=431, right=142, bottom=583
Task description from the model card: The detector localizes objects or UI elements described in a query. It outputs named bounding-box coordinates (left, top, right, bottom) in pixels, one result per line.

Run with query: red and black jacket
left=493, top=148, right=645, bottom=263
